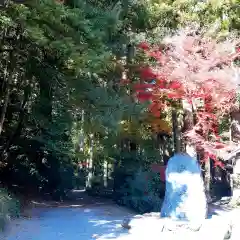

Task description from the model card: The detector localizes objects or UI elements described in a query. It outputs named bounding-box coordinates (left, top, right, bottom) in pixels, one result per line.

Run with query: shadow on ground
left=1, top=189, right=135, bottom=240
left=1, top=189, right=233, bottom=240
left=1, top=205, right=134, bottom=240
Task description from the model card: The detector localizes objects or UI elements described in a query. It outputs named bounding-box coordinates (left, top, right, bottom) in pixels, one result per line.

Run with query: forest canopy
left=0, top=0, right=239, bottom=208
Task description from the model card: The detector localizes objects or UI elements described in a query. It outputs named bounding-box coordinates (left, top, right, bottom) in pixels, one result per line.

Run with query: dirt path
left=2, top=190, right=240, bottom=240
left=24, top=190, right=114, bottom=209
left=1, top=190, right=135, bottom=240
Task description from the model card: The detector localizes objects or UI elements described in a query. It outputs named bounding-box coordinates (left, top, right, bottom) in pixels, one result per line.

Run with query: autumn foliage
left=134, top=30, right=240, bottom=162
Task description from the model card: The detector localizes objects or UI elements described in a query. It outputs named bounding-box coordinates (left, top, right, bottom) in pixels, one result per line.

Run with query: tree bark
left=182, top=100, right=197, bottom=158
left=0, top=51, right=15, bottom=136
left=86, top=134, right=93, bottom=189
left=103, top=160, right=108, bottom=188
left=78, top=109, right=85, bottom=152
left=230, top=111, right=240, bottom=142
left=1, top=84, right=30, bottom=160
left=172, top=109, right=181, bottom=153
left=204, top=156, right=211, bottom=202
left=39, top=76, right=53, bottom=122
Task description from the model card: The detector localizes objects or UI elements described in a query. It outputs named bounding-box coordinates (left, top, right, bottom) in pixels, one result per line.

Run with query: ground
left=1, top=190, right=240, bottom=240
left=0, top=190, right=135, bottom=240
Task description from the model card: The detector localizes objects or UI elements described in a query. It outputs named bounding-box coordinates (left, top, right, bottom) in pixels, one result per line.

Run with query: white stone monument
left=125, top=153, right=232, bottom=240
left=160, top=153, right=207, bottom=225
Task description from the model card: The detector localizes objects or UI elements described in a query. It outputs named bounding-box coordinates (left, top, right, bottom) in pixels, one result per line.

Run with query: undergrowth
left=0, top=188, right=20, bottom=231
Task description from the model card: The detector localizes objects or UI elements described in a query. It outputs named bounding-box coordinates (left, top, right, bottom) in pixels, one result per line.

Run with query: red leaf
left=167, top=92, right=183, bottom=99
left=204, top=104, right=213, bottom=111
left=149, top=102, right=158, bottom=110
left=209, top=153, right=217, bottom=161
left=148, top=50, right=162, bottom=61
left=140, top=67, right=157, bottom=80
left=138, top=42, right=150, bottom=51
left=135, top=34, right=238, bottom=158
left=152, top=109, right=161, bottom=117
left=137, top=92, right=152, bottom=102
left=149, top=102, right=163, bottom=117
left=156, top=82, right=166, bottom=89
left=169, top=81, right=182, bottom=90
left=199, top=112, right=217, bottom=120
left=214, top=161, right=224, bottom=168
left=214, top=142, right=226, bottom=149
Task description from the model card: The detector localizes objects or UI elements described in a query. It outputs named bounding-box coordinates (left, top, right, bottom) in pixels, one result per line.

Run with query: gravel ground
left=1, top=191, right=240, bottom=240
left=1, top=204, right=134, bottom=240
left=0, top=189, right=136, bottom=240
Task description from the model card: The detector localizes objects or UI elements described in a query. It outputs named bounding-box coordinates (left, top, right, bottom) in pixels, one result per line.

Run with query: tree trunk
left=230, top=111, right=240, bottom=142
left=39, top=76, right=53, bottom=122
left=78, top=109, right=85, bottom=152
left=1, top=84, right=30, bottom=160
left=172, top=109, right=181, bottom=153
left=227, top=153, right=240, bottom=205
left=204, top=157, right=211, bottom=202
left=0, top=77, right=10, bottom=135
left=0, top=51, right=15, bottom=136
left=103, top=160, right=108, bottom=188
left=182, top=100, right=197, bottom=158
left=86, top=134, right=93, bottom=188
left=228, top=111, right=240, bottom=205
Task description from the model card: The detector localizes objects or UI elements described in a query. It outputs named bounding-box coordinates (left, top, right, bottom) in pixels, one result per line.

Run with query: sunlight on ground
left=1, top=204, right=240, bottom=240
left=1, top=205, right=133, bottom=240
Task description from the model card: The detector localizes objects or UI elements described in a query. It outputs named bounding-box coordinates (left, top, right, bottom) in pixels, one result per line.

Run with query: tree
left=133, top=29, right=240, bottom=161
left=0, top=0, right=132, bottom=196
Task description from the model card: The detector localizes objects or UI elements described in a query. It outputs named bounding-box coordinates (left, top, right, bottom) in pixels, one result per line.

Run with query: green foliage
left=0, top=0, right=238, bottom=205
left=172, top=0, right=240, bottom=37
left=0, top=188, right=20, bottom=231
left=0, top=0, right=129, bottom=196
left=118, top=169, right=164, bottom=213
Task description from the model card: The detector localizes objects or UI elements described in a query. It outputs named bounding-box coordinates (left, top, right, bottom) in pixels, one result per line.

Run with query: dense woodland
left=0, top=0, right=240, bottom=213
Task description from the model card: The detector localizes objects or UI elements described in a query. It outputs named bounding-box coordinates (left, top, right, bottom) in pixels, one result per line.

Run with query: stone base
left=126, top=213, right=232, bottom=240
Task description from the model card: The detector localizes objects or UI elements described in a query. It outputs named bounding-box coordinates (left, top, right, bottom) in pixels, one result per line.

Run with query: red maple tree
left=134, top=30, right=240, bottom=164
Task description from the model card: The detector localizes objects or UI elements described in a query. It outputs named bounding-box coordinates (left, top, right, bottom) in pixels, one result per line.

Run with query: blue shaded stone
left=161, top=153, right=207, bottom=223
